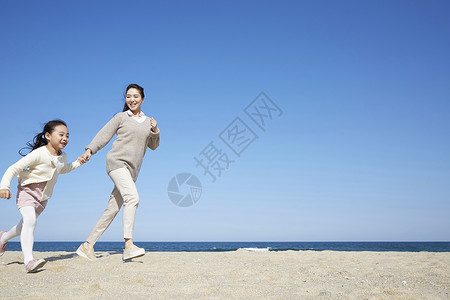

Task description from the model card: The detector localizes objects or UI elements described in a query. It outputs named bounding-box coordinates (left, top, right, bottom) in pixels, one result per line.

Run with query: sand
left=1, top=250, right=449, bottom=299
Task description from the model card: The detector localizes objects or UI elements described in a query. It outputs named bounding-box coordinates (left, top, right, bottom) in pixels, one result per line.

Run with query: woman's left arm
left=148, top=117, right=160, bottom=150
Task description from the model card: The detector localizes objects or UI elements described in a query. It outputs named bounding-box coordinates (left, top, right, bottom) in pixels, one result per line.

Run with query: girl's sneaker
left=0, top=231, right=7, bottom=256
left=25, top=259, right=47, bottom=273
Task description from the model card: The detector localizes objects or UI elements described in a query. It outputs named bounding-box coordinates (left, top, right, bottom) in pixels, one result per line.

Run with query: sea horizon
left=5, top=241, right=450, bottom=252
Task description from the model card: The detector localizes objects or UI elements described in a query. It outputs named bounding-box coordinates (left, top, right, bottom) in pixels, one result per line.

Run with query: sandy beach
left=1, top=250, right=449, bottom=299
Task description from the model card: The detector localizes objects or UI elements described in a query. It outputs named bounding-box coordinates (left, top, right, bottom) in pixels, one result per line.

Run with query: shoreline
left=1, top=250, right=449, bottom=299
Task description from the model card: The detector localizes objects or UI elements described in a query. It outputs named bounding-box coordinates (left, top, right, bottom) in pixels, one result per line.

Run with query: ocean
left=5, top=241, right=450, bottom=252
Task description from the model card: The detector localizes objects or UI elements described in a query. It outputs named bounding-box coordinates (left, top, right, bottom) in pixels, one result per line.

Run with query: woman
left=76, top=84, right=160, bottom=261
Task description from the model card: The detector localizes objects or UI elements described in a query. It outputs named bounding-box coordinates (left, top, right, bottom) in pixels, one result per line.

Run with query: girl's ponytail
left=18, top=120, right=67, bottom=156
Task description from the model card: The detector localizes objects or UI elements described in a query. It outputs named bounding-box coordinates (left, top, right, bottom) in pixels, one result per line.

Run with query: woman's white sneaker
left=76, top=243, right=96, bottom=261
left=123, top=245, right=145, bottom=260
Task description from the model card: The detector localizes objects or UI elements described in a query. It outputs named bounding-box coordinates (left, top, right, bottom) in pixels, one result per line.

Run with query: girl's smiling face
left=45, top=124, right=69, bottom=154
left=126, top=87, right=144, bottom=114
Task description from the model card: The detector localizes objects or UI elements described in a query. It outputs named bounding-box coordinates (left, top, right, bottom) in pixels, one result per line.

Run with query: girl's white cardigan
left=0, top=146, right=81, bottom=201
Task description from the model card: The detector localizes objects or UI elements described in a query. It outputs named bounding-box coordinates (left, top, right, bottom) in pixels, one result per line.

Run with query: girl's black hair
left=19, top=120, right=67, bottom=156
left=122, top=83, right=145, bottom=112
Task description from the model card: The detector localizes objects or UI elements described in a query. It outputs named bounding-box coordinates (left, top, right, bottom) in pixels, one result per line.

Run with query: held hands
left=78, top=149, right=92, bottom=164
left=0, top=189, right=11, bottom=200
left=150, top=117, right=158, bottom=132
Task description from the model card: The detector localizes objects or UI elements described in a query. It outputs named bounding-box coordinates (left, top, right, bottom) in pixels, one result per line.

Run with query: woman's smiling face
left=125, top=87, right=144, bottom=114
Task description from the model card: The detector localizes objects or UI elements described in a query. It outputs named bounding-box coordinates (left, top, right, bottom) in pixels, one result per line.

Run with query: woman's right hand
left=0, top=189, right=11, bottom=199
left=78, top=149, right=92, bottom=164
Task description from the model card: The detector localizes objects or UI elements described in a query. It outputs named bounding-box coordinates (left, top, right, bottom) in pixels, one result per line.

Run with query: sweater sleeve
left=86, top=113, right=122, bottom=155
left=0, top=150, right=40, bottom=190
left=59, top=152, right=82, bottom=174
left=147, top=128, right=160, bottom=150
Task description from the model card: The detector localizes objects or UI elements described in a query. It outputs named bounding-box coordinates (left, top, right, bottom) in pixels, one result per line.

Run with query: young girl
left=76, top=83, right=160, bottom=261
left=0, top=120, right=83, bottom=272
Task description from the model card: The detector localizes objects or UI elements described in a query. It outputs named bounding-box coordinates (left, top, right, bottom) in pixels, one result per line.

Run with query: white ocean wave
left=242, top=247, right=271, bottom=252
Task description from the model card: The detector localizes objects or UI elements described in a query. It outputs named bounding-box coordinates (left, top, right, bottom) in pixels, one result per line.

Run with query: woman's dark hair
left=122, top=83, right=145, bottom=112
left=19, top=120, right=67, bottom=156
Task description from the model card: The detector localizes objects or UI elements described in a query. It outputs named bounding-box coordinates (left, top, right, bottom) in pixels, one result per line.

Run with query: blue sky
left=0, top=0, right=449, bottom=242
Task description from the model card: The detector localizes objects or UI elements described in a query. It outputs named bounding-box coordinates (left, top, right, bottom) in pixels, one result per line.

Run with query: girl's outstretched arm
left=60, top=152, right=83, bottom=174
left=0, top=189, right=11, bottom=199
left=0, top=150, right=40, bottom=192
